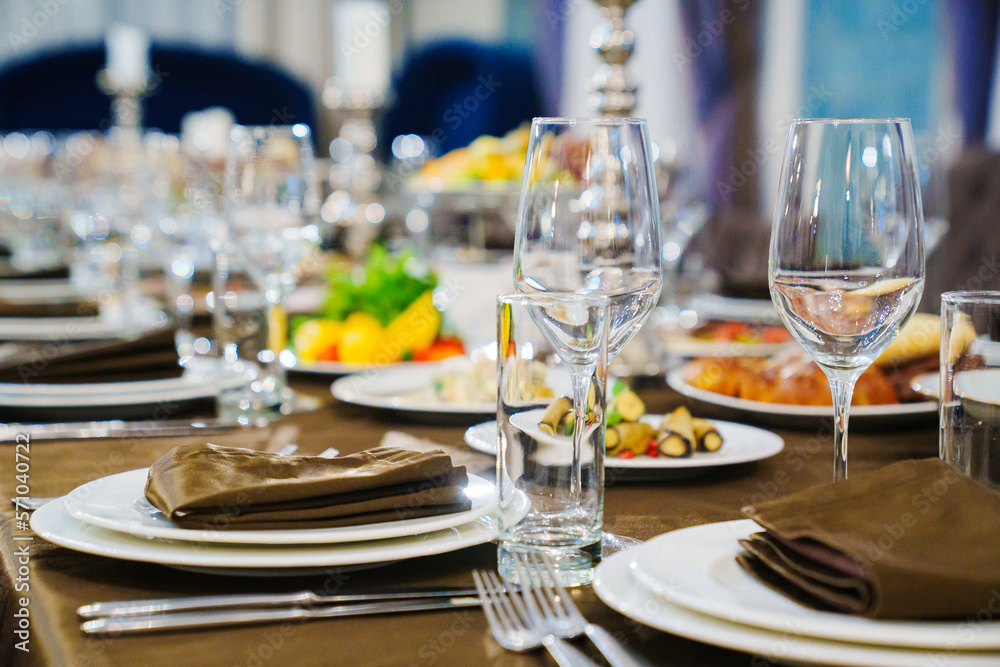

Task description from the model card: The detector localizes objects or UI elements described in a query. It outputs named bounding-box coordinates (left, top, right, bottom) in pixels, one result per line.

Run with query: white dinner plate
left=686, top=294, right=782, bottom=325
left=659, top=334, right=793, bottom=359
left=464, top=413, right=783, bottom=480
left=0, top=304, right=169, bottom=341
left=910, top=372, right=939, bottom=399
left=667, top=367, right=938, bottom=429
left=31, top=499, right=498, bottom=574
left=592, top=547, right=998, bottom=667
left=629, top=520, right=1000, bottom=651
left=330, top=363, right=573, bottom=418
left=954, top=368, right=1000, bottom=421
left=63, top=468, right=499, bottom=545
left=292, top=358, right=426, bottom=377
left=0, top=278, right=84, bottom=302
left=0, top=372, right=245, bottom=406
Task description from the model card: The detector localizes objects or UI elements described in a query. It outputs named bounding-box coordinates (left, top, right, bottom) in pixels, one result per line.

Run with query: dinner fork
left=471, top=570, right=598, bottom=667
left=514, top=552, right=648, bottom=667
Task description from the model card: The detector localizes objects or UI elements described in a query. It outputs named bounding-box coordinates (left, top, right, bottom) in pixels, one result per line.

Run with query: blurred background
left=1, top=0, right=997, bottom=377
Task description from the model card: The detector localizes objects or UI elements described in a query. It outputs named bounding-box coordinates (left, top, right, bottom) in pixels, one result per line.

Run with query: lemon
left=268, top=306, right=288, bottom=355
left=382, top=290, right=441, bottom=356
left=292, top=319, right=343, bottom=360
left=338, top=312, right=385, bottom=364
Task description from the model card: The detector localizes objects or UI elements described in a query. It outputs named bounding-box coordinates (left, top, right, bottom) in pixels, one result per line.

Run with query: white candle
left=105, top=24, right=149, bottom=89
left=332, top=0, right=391, bottom=93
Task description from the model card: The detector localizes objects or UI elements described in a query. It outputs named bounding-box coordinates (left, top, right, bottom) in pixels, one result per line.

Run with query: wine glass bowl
left=514, top=117, right=662, bottom=361
left=769, top=118, right=925, bottom=480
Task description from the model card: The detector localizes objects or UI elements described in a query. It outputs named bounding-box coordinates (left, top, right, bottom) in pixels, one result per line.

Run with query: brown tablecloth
left=0, top=376, right=938, bottom=667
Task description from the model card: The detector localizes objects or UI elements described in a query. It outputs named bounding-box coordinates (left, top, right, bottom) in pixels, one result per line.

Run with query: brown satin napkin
left=739, top=458, right=1000, bottom=619
left=0, top=263, right=70, bottom=280
left=144, top=444, right=472, bottom=530
left=0, top=328, right=182, bottom=383
left=0, top=298, right=99, bottom=318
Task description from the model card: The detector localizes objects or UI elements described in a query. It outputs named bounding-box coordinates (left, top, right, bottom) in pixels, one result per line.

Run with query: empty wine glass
left=514, top=117, right=662, bottom=551
left=216, top=124, right=320, bottom=423
left=769, top=118, right=925, bottom=481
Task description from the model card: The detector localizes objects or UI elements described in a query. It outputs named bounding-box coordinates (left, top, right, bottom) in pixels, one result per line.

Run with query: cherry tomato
left=413, top=336, right=466, bottom=362
left=618, top=450, right=635, bottom=459
left=761, top=327, right=791, bottom=343
left=316, top=344, right=339, bottom=361
left=713, top=321, right=750, bottom=341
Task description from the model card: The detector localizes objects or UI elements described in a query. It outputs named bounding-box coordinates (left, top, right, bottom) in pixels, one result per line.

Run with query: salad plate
left=331, top=359, right=574, bottom=419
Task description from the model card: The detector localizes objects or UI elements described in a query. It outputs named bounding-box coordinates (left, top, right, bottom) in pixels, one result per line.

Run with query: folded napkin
left=0, top=298, right=99, bottom=318
left=739, top=458, right=1000, bottom=619
left=0, top=328, right=182, bottom=383
left=144, top=444, right=472, bottom=530
left=0, top=263, right=70, bottom=280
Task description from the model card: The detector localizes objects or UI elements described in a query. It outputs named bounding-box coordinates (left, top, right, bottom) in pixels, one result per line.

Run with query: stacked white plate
left=0, top=370, right=246, bottom=422
left=31, top=467, right=512, bottom=576
left=593, top=520, right=1000, bottom=666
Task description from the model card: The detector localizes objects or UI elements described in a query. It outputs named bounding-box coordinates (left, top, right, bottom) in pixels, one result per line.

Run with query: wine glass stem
left=828, top=374, right=858, bottom=482
left=569, top=370, right=590, bottom=505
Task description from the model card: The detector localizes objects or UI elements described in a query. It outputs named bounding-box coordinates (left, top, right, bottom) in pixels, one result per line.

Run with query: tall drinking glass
left=513, top=117, right=661, bottom=550
left=497, top=292, right=609, bottom=586
left=216, top=124, right=319, bottom=423
left=769, top=119, right=925, bottom=481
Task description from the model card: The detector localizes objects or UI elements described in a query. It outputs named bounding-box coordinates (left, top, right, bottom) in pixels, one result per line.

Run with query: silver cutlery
left=472, top=569, right=598, bottom=667
left=11, top=496, right=56, bottom=512
left=80, top=596, right=482, bottom=635
left=78, top=587, right=480, bottom=619
left=514, top=552, right=648, bottom=667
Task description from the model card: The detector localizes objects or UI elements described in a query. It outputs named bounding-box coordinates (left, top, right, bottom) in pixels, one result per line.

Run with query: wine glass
left=769, top=118, right=925, bottom=481
left=216, top=124, right=320, bottom=423
left=513, top=117, right=662, bottom=550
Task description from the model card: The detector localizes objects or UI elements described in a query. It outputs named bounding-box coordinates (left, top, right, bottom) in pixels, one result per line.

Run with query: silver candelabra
left=588, top=0, right=637, bottom=116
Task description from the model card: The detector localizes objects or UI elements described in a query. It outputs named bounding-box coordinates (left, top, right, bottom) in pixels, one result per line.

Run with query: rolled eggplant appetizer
left=606, top=421, right=656, bottom=457
left=657, top=406, right=694, bottom=458
left=539, top=397, right=573, bottom=436
left=692, top=418, right=724, bottom=452
left=607, top=384, right=645, bottom=426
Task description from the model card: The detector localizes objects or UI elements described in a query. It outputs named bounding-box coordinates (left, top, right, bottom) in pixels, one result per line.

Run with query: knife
left=80, top=596, right=482, bottom=635
left=78, top=587, right=480, bottom=618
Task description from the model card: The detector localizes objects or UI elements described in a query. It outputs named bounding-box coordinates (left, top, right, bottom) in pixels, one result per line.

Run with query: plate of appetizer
left=667, top=315, right=942, bottom=429
left=465, top=382, right=784, bottom=480
left=288, top=246, right=468, bottom=376
left=331, top=355, right=567, bottom=421
left=659, top=319, right=795, bottom=358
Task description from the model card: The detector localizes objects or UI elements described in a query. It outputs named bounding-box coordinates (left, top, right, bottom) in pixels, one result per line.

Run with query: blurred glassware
left=0, top=131, right=66, bottom=273
left=215, top=124, right=320, bottom=425
left=940, top=291, right=1000, bottom=490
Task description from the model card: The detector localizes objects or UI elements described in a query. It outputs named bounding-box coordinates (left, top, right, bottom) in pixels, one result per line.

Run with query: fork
left=471, top=570, right=598, bottom=667
left=514, top=553, right=648, bottom=667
